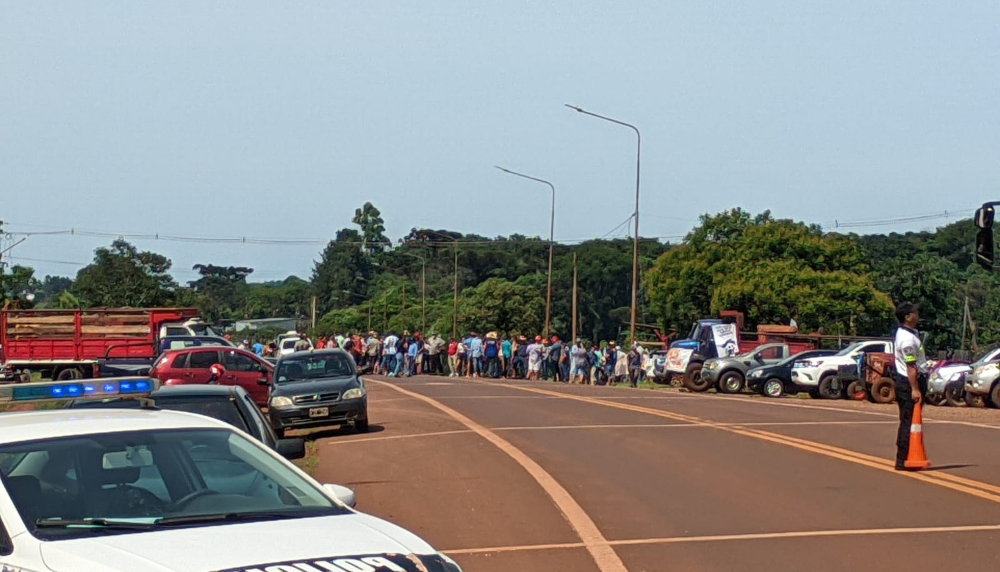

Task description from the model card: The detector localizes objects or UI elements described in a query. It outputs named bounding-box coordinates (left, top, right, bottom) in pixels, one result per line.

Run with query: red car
left=149, top=347, right=272, bottom=406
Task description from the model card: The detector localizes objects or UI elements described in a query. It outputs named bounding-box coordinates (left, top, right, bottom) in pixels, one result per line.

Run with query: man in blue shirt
left=469, top=333, right=485, bottom=378
left=252, top=342, right=264, bottom=357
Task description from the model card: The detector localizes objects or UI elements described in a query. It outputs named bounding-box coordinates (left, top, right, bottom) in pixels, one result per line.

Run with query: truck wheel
left=18, top=372, right=31, bottom=384
left=762, top=378, right=784, bottom=398
left=870, top=377, right=895, bottom=404
left=56, top=368, right=83, bottom=381
left=846, top=381, right=867, bottom=401
left=818, top=373, right=844, bottom=399
left=683, top=363, right=709, bottom=392
left=718, top=371, right=745, bottom=394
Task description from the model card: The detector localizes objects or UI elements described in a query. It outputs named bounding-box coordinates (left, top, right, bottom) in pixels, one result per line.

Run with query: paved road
left=311, top=376, right=1000, bottom=572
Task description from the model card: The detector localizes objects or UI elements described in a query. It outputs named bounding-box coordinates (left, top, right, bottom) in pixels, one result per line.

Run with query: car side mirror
left=323, top=483, right=357, bottom=508
left=276, top=438, right=305, bottom=460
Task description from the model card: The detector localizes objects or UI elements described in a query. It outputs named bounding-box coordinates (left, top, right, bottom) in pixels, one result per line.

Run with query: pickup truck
left=698, top=343, right=793, bottom=394
left=789, top=340, right=893, bottom=398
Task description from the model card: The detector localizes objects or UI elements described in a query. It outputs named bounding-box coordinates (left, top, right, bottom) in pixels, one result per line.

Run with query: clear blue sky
left=2, top=1, right=997, bottom=283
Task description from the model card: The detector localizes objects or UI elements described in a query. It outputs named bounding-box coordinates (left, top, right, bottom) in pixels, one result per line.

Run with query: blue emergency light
left=0, top=378, right=158, bottom=404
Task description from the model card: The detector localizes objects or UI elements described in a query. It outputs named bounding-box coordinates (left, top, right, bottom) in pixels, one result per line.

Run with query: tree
left=189, top=264, right=254, bottom=323
left=455, top=275, right=546, bottom=337
left=312, top=229, right=373, bottom=315
left=72, top=239, right=177, bottom=307
left=0, top=264, right=39, bottom=308
left=645, top=209, right=894, bottom=336
left=352, top=202, right=388, bottom=256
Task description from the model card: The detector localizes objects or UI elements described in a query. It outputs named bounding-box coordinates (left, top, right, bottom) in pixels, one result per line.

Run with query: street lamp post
left=495, top=166, right=555, bottom=338
left=565, top=104, right=641, bottom=345
left=399, top=252, right=427, bottom=333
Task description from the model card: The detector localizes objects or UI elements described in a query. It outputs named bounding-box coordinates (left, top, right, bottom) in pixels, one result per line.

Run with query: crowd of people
left=228, top=329, right=657, bottom=386
left=307, top=330, right=656, bottom=386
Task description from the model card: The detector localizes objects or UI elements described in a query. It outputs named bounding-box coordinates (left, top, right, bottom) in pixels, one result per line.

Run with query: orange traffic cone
left=904, top=402, right=931, bottom=470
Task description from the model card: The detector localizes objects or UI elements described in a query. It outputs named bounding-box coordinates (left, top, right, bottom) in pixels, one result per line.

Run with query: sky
left=1, top=1, right=997, bottom=283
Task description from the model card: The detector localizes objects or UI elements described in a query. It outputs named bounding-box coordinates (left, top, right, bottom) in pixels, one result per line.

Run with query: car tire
left=923, top=393, right=946, bottom=406
left=683, top=363, right=709, bottom=392
left=966, top=392, right=988, bottom=408
left=845, top=381, right=867, bottom=401
left=718, top=371, right=745, bottom=394
left=761, top=378, right=784, bottom=398
left=944, top=383, right=966, bottom=407
left=990, top=383, right=1000, bottom=409
left=818, top=373, right=843, bottom=399
left=870, top=377, right=895, bottom=404
left=355, top=416, right=370, bottom=433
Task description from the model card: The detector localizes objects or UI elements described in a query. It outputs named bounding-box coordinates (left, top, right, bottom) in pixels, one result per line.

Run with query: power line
left=828, top=209, right=974, bottom=230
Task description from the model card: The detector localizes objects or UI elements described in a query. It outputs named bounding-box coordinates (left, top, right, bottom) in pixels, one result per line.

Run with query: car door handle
left=227, top=374, right=238, bottom=380
left=185, top=372, right=195, bottom=378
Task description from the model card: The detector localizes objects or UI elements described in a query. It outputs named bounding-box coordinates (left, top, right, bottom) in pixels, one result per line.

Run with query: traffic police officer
left=893, top=302, right=928, bottom=470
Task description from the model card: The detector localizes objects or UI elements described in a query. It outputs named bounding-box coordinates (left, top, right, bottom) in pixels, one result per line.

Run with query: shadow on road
left=924, top=464, right=976, bottom=472
left=294, top=423, right=386, bottom=442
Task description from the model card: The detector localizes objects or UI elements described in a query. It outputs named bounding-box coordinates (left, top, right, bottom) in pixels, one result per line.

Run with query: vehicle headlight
left=750, top=370, right=763, bottom=378
left=270, top=396, right=295, bottom=409
left=342, top=387, right=366, bottom=400
left=704, top=362, right=717, bottom=370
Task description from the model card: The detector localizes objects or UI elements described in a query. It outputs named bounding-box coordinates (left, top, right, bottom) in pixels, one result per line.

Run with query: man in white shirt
left=893, top=302, right=928, bottom=471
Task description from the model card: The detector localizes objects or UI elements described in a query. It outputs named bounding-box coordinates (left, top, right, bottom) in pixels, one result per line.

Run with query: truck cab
left=159, top=318, right=220, bottom=339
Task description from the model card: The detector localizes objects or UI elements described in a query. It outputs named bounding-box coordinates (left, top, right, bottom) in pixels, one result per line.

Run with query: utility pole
left=383, top=297, right=388, bottom=332
left=368, top=301, right=373, bottom=332
left=310, top=296, right=317, bottom=330
left=961, top=294, right=970, bottom=352
left=453, top=244, right=459, bottom=339
left=571, top=252, right=578, bottom=344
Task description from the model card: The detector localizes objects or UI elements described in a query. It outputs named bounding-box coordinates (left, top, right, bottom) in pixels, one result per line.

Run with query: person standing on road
left=469, top=333, right=485, bottom=378
left=501, top=336, right=512, bottom=379
left=383, top=332, right=399, bottom=377
left=527, top=336, right=543, bottom=381
left=893, top=302, right=929, bottom=471
left=425, top=332, right=442, bottom=375
left=513, top=336, right=528, bottom=379
left=571, top=340, right=589, bottom=384
left=447, top=337, right=459, bottom=377
left=484, top=332, right=501, bottom=378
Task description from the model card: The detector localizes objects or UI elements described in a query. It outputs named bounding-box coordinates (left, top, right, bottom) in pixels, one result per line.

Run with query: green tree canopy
left=72, top=239, right=177, bottom=307
left=645, top=209, right=894, bottom=336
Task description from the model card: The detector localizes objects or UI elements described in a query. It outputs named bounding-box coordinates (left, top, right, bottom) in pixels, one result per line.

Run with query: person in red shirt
left=316, top=336, right=327, bottom=350
left=447, top=338, right=460, bottom=377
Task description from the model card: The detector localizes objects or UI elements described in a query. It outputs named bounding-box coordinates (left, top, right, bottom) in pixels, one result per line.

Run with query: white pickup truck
left=790, top=340, right=893, bottom=399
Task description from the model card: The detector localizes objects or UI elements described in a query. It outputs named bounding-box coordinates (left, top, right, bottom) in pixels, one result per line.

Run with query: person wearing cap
left=893, top=302, right=929, bottom=471
left=512, top=336, right=528, bottom=379
left=548, top=336, right=566, bottom=382
left=426, top=332, right=446, bottom=376
left=484, top=332, right=501, bottom=378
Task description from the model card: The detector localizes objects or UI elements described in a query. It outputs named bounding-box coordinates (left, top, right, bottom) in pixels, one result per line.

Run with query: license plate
left=309, top=407, right=329, bottom=418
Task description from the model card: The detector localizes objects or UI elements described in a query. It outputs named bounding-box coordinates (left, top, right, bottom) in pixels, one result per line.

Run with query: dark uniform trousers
left=893, top=372, right=928, bottom=467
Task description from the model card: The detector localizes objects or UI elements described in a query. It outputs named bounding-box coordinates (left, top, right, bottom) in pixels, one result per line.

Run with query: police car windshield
left=276, top=353, right=355, bottom=383
left=0, top=428, right=346, bottom=539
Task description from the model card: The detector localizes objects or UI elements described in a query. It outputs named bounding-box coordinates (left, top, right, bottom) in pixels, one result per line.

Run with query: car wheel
left=966, top=392, right=988, bottom=408
left=355, top=416, right=370, bottom=433
left=818, top=373, right=844, bottom=399
left=683, top=363, right=709, bottom=392
left=762, top=378, right=784, bottom=398
left=845, top=381, right=867, bottom=401
left=718, top=371, right=745, bottom=394
left=924, top=393, right=946, bottom=406
left=870, top=377, right=896, bottom=404
left=990, top=383, right=1000, bottom=409
left=944, top=383, right=966, bottom=407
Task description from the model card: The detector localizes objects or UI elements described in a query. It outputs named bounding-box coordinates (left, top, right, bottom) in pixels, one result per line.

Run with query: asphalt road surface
left=311, top=376, right=1000, bottom=572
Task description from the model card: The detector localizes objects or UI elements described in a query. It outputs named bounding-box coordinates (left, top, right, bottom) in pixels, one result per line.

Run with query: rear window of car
left=152, top=397, right=249, bottom=433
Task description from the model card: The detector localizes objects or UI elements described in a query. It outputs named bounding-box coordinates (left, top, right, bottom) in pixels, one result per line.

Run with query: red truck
left=0, top=308, right=203, bottom=382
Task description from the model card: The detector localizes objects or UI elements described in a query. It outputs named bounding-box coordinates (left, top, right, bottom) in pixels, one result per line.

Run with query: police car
left=0, top=379, right=463, bottom=572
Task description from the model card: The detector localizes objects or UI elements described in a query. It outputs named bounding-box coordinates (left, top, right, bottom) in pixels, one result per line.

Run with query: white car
left=789, top=340, right=893, bottom=398
left=279, top=337, right=314, bottom=356
left=0, top=379, right=463, bottom=572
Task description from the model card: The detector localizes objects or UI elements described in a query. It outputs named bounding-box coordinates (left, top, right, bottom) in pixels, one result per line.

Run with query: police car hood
left=40, top=513, right=440, bottom=572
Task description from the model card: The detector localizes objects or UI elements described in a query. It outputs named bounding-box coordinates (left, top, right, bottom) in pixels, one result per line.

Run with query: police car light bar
left=0, top=378, right=159, bottom=405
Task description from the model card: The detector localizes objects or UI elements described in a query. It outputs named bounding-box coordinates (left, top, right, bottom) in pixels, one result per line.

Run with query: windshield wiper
left=36, top=518, right=155, bottom=530
left=154, top=512, right=299, bottom=526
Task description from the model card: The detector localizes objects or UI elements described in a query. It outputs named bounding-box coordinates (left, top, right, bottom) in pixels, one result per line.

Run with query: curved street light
left=494, top=165, right=555, bottom=338
left=565, top=104, right=641, bottom=345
